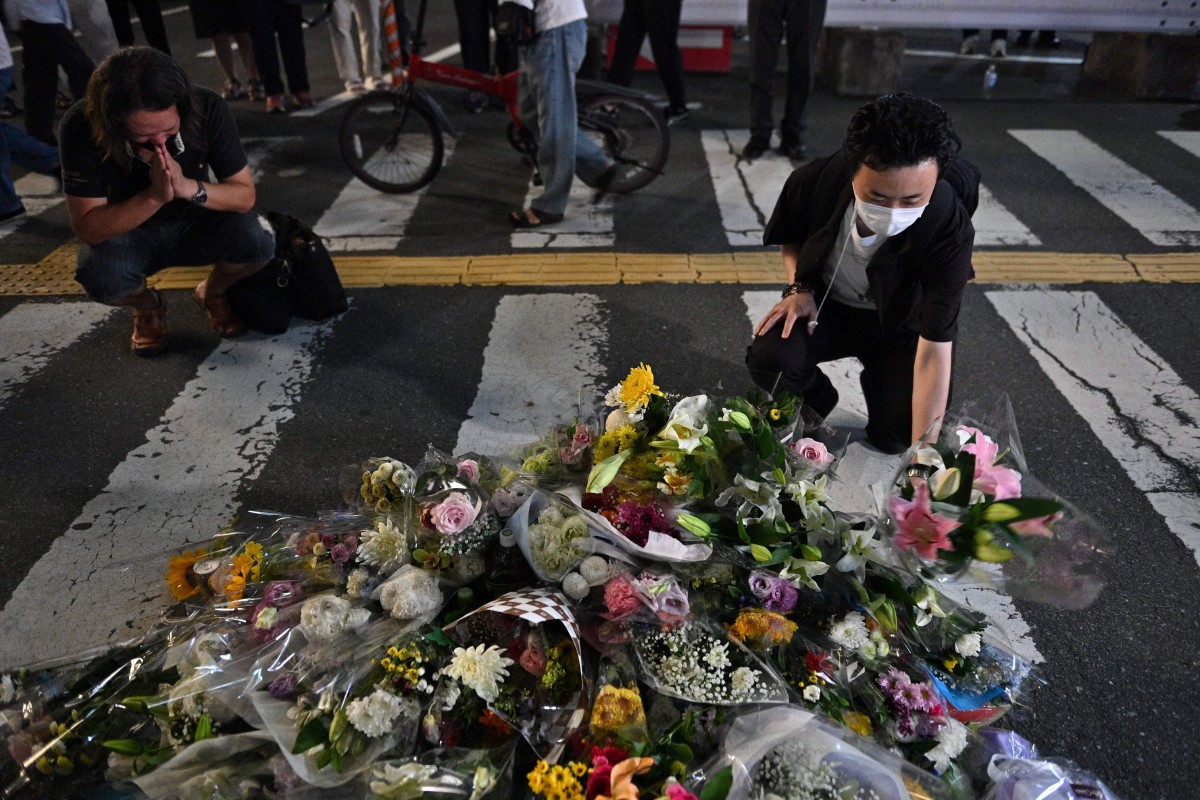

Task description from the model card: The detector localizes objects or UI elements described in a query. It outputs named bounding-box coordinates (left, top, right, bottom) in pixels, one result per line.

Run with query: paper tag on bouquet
left=443, top=587, right=587, bottom=762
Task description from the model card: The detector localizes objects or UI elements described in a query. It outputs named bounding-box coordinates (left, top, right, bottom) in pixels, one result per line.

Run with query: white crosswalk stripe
left=987, top=288, right=1200, bottom=566
left=0, top=318, right=342, bottom=667
left=1010, top=129, right=1200, bottom=247
left=511, top=182, right=616, bottom=249
left=0, top=302, right=116, bottom=409
left=1159, top=130, right=1200, bottom=161
left=701, top=129, right=791, bottom=247
left=974, top=183, right=1040, bottom=247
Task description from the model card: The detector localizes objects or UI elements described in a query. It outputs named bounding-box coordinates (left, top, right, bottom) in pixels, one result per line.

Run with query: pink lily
left=888, top=482, right=960, bottom=560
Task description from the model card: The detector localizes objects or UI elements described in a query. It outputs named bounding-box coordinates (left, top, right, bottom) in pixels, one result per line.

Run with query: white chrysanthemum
left=346, top=687, right=407, bottom=738
left=562, top=572, right=590, bottom=600
left=802, top=684, right=821, bottom=702
left=445, top=644, right=514, bottom=703
left=704, top=642, right=731, bottom=670
left=730, top=667, right=759, bottom=695
left=926, top=719, right=969, bottom=773
left=604, top=383, right=624, bottom=408
left=298, top=594, right=370, bottom=641
left=579, top=555, right=611, bottom=584
left=358, top=517, right=408, bottom=575
left=828, top=611, right=870, bottom=650
left=955, top=632, right=982, bottom=658
left=389, top=463, right=416, bottom=493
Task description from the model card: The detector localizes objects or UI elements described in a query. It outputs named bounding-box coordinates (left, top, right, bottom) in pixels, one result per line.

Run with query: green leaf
left=101, top=740, right=145, bottom=757
left=292, top=718, right=329, bottom=755
left=700, top=766, right=734, bottom=800
left=973, top=531, right=1015, bottom=562
left=873, top=598, right=898, bottom=632
left=749, top=543, right=771, bottom=563
left=329, top=710, right=349, bottom=744
left=758, top=545, right=794, bottom=567
left=675, top=512, right=712, bottom=540
left=586, top=449, right=632, bottom=493
left=424, top=628, right=453, bottom=647
left=985, top=497, right=1063, bottom=522
left=316, top=747, right=333, bottom=769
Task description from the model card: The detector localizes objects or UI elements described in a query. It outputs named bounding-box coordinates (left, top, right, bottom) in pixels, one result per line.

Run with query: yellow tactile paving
left=3, top=249, right=1199, bottom=296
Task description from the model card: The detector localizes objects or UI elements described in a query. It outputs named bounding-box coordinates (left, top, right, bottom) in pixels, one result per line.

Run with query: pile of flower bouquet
left=0, top=365, right=1118, bottom=800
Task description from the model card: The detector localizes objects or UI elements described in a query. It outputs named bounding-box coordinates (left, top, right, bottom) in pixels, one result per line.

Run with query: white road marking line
left=511, top=181, right=615, bottom=249
left=988, top=288, right=1200, bottom=566
left=702, top=130, right=791, bottom=247
left=742, top=290, right=1044, bottom=663
left=0, top=303, right=117, bottom=409
left=1158, top=130, right=1200, bottom=161
left=1010, top=130, right=1200, bottom=246
left=0, top=175, right=65, bottom=239
left=454, top=294, right=606, bottom=457
left=974, top=183, right=1041, bottom=246
left=0, top=320, right=340, bottom=668
left=315, top=142, right=455, bottom=252
left=291, top=90, right=358, bottom=119
left=241, top=136, right=305, bottom=181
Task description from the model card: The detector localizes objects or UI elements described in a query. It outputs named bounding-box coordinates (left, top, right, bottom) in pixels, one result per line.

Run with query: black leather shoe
left=742, top=135, right=770, bottom=160
left=779, top=137, right=807, bottom=160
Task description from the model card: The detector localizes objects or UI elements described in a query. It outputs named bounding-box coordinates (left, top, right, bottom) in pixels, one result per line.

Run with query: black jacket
left=764, top=150, right=979, bottom=343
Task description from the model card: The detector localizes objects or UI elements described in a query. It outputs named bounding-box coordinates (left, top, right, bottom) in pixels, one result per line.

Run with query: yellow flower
left=569, top=761, right=588, bottom=778
left=590, top=685, right=647, bottom=734
left=943, top=656, right=959, bottom=671
left=843, top=712, right=874, bottom=737
left=618, top=363, right=662, bottom=413
left=164, top=548, right=208, bottom=601
left=727, top=608, right=798, bottom=648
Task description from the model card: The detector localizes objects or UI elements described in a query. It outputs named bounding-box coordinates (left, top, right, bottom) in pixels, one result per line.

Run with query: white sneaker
left=959, top=34, right=979, bottom=55
left=990, top=38, right=1007, bottom=57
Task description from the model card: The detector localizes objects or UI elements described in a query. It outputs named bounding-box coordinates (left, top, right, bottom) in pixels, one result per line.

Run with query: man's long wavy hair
left=84, top=47, right=196, bottom=172
left=843, top=93, right=961, bottom=174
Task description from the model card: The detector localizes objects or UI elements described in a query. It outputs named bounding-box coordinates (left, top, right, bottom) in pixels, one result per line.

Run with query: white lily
left=834, top=523, right=880, bottom=582
left=780, top=555, right=829, bottom=591
left=715, top=474, right=785, bottom=527
left=786, top=474, right=831, bottom=519
left=913, top=584, right=948, bottom=627
left=655, top=395, right=710, bottom=453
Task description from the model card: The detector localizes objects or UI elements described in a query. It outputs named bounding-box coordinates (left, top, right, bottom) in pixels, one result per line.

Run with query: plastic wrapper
left=408, top=447, right=502, bottom=570
left=686, top=705, right=954, bottom=800
left=983, top=756, right=1122, bottom=800
left=587, top=655, right=650, bottom=750
left=503, top=418, right=600, bottom=489
left=341, top=456, right=416, bottom=515
left=442, top=588, right=589, bottom=761
left=630, top=619, right=789, bottom=706
left=507, top=488, right=603, bottom=582
left=883, top=398, right=1109, bottom=609
left=575, top=483, right=713, bottom=564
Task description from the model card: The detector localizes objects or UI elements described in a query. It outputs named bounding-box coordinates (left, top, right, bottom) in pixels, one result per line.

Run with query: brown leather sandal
left=131, top=289, right=168, bottom=356
left=194, top=282, right=245, bottom=338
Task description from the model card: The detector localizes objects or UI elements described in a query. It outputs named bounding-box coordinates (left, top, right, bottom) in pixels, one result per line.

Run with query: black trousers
left=453, top=0, right=517, bottom=75
left=242, top=0, right=310, bottom=96
left=106, top=0, right=173, bottom=54
left=607, top=0, right=686, bottom=111
left=745, top=299, right=943, bottom=454
left=16, top=21, right=94, bottom=145
left=747, top=0, right=826, bottom=140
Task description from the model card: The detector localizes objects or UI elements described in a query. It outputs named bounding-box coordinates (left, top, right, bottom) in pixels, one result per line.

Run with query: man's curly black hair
left=843, top=93, right=961, bottom=173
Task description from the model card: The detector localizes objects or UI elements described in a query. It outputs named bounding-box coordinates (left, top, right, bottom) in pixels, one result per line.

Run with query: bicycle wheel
left=578, top=93, right=669, bottom=195
left=339, top=91, right=444, bottom=193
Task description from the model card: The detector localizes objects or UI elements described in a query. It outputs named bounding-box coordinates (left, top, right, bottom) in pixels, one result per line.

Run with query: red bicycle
left=338, top=0, right=670, bottom=194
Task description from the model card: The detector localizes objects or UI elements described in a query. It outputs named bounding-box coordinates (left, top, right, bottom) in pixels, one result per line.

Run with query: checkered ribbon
left=445, top=588, right=586, bottom=761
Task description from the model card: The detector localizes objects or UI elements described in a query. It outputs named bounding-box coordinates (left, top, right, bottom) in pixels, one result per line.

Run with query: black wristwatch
left=190, top=180, right=208, bottom=206
left=781, top=281, right=815, bottom=299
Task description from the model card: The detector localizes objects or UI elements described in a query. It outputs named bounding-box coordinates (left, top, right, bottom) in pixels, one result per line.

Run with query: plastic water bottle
left=983, top=65, right=998, bottom=92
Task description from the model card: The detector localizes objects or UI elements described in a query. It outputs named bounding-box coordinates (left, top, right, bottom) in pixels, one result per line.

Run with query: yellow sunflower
left=165, top=548, right=208, bottom=601
left=618, top=363, right=662, bottom=413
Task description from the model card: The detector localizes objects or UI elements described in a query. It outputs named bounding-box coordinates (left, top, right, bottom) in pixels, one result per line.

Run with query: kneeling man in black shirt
left=61, top=47, right=275, bottom=355
left=747, top=93, right=979, bottom=456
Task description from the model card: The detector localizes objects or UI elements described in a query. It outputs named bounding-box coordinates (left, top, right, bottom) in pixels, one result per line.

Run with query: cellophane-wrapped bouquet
left=0, top=364, right=1118, bottom=800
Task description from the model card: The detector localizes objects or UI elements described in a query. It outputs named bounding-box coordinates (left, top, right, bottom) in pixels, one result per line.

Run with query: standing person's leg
left=489, top=0, right=518, bottom=73
left=243, top=0, right=286, bottom=110
left=779, top=0, right=825, bottom=158
left=104, top=0, right=136, bottom=46
left=644, top=0, right=686, bottom=113
left=454, top=0, right=490, bottom=73
left=607, top=0, right=648, bottom=88
left=270, top=0, right=311, bottom=102
left=745, top=0, right=783, bottom=158
left=17, top=23, right=66, bottom=145
left=329, top=0, right=365, bottom=91
left=130, top=0, right=172, bottom=54
left=350, top=0, right=383, bottom=86
left=69, top=0, right=120, bottom=63
left=0, top=65, right=22, bottom=218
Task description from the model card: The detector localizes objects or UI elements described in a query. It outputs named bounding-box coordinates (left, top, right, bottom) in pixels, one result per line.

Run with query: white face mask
left=854, top=196, right=927, bottom=238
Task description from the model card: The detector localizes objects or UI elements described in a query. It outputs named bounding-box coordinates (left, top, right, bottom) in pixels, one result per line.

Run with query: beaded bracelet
left=781, top=282, right=816, bottom=299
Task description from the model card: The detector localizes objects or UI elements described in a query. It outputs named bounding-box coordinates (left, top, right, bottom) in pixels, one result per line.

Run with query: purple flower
left=764, top=581, right=799, bottom=613
left=895, top=710, right=915, bottom=739
left=748, top=571, right=776, bottom=599
left=912, top=681, right=940, bottom=713
left=262, top=580, right=304, bottom=608
left=914, top=713, right=946, bottom=738
left=268, top=673, right=298, bottom=700
left=877, top=667, right=909, bottom=694
left=342, top=535, right=358, bottom=555
left=330, top=543, right=351, bottom=565
left=320, top=532, right=338, bottom=549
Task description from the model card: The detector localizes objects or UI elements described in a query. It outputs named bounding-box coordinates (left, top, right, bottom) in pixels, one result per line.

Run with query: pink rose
left=456, top=459, right=480, bottom=483
left=429, top=492, right=479, bottom=534
left=519, top=645, right=547, bottom=676
left=789, top=437, right=834, bottom=468
left=603, top=574, right=640, bottom=619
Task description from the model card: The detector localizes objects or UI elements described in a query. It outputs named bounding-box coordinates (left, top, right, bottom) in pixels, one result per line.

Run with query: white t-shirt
left=821, top=203, right=887, bottom=310
left=510, top=0, right=587, bottom=32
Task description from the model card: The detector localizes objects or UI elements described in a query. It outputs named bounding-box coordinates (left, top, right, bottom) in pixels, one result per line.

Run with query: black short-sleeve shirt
left=60, top=87, right=248, bottom=222
left=763, top=151, right=978, bottom=343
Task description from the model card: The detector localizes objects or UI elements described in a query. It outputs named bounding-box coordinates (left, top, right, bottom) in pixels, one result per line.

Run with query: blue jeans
left=518, top=19, right=610, bottom=217
left=76, top=210, right=275, bottom=303
left=0, top=66, right=61, bottom=215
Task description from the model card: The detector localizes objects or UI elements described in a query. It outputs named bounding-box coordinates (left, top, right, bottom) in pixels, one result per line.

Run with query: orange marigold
left=727, top=608, right=798, bottom=649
